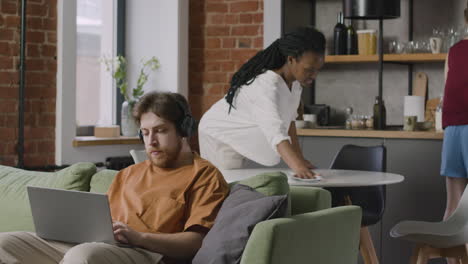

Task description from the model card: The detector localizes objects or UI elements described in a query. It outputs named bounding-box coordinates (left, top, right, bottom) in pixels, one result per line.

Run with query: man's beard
left=147, top=140, right=183, bottom=168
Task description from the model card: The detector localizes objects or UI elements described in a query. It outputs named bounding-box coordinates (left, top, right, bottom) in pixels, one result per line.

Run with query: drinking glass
left=447, top=27, right=460, bottom=49
left=395, top=41, right=405, bottom=54
left=388, top=40, right=397, bottom=53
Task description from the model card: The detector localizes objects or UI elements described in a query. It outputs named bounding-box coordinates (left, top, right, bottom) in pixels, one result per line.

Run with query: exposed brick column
left=188, top=0, right=263, bottom=120
left=0, top=0, right=57, bottom=166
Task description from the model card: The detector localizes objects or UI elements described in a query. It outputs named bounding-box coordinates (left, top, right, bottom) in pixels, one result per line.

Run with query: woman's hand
left=277, top=140, right=319, bottom=179
left=303, top=159, right=316, bottom=170
left=113, top=221, right=143, bottom=246
left=292, top=159, right=319, bottom=179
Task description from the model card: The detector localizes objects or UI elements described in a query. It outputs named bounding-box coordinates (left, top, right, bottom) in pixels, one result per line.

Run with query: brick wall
left=188, top=0, right=263, bottom=119
left=0, top=0, right=57, bottom=167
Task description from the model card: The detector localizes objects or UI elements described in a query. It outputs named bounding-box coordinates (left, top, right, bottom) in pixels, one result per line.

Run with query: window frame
left=115, top=0, right=125, bottom=127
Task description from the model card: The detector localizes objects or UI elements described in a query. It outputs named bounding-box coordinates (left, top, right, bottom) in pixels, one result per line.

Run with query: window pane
left=76, top=0, right=115, bottom=127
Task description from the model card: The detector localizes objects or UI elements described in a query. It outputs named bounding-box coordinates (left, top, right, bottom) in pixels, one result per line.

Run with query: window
left=75, top=0, right=124, bottom=133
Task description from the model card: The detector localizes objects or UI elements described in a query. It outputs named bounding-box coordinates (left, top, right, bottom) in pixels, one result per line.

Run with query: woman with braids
left=198, top=27, right=325, bottom=179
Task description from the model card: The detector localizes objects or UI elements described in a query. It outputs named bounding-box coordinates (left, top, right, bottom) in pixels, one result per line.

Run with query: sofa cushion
left=0, top=163, right=96, bottom=232
left=90, top=169, right=118, bottom=193
left=232, top=171, right=289, bottom=196
left=192, top=184, right=288, bottom=264
left=231, top=171, right=291, bottom=216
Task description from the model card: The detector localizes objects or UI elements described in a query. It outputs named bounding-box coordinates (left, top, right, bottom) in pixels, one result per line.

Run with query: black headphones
left=138, top=94, right=196, bottom=142
left=173, top=95, right=196, bottom=138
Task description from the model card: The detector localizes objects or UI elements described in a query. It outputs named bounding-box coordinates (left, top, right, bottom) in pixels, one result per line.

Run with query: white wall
left=56, top=0, right=188, bottom=165
left=263, top=0, right=282, bottom=47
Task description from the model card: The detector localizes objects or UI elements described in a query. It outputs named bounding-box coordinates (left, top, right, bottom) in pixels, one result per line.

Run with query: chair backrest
left=129, top=149, right=147, bottom=164
left=330, top=144, right=386, bottom=172
left=329, top=144, right=387, bottom=226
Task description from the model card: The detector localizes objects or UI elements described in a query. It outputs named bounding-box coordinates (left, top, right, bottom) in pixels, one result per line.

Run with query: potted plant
left=103, top=55, right=160, bottom=136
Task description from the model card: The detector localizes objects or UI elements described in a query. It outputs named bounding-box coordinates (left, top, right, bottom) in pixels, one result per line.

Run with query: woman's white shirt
left=199, top=70, right=302, bottom=166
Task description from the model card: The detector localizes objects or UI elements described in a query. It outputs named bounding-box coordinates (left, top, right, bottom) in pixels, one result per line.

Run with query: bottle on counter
left=435, top=94, right=444, bottom=132
left=345, top=19, right=358, bottom=55
left=373, top=96, right=386, bottom=130
left=333, top=12, right=347, bottom=55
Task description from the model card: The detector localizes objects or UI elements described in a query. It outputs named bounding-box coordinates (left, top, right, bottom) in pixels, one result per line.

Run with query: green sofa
left=0, top=163, right=362, bottom=264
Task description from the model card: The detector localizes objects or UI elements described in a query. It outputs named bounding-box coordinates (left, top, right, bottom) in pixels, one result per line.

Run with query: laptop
left=27, top=186, right=130, bottom=246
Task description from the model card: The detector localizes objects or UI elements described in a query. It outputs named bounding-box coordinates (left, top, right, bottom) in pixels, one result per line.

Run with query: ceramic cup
left=303, top=114, right=317, bottom=128
left=295, top=120, right=307, bottom=129
left=430, top=37, right=442, bottom=54
left=403, top=116, right=417, bottom=131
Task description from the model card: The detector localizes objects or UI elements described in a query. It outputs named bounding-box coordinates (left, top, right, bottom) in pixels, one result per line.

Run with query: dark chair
left=326, top=144, right=386, bottom=264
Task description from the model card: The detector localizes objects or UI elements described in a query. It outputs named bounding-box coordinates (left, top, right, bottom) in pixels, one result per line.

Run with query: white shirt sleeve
left=249, top=78, right=291, bottom=154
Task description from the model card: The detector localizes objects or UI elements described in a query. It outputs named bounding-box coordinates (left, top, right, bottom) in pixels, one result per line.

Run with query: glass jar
left=366, top=115, right=374, bottom=129
left=358, top=115, right=366, bottom=129
left=345, top=118, right=352, bottom=129
left=351, top=115, right=360, bottom=129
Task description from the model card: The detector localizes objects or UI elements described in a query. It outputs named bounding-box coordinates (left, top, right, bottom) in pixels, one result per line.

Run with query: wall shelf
left=325, top=53, right=447, bottom=63
left=73, top=136, right=141, bottom=147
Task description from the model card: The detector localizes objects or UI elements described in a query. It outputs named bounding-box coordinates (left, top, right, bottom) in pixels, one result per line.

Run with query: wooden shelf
left=73, top=136, right=141, bottom=147
left=325, top=53, right=447, bottom=63
left=297, top=128, right=444, bottom=140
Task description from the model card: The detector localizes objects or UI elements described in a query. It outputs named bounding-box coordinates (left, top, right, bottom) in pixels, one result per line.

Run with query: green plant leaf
left=101, top=55, right=159, bottom=102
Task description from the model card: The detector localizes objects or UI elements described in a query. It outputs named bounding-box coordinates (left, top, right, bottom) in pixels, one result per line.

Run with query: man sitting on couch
left=0, top=92, right=230, bottom=264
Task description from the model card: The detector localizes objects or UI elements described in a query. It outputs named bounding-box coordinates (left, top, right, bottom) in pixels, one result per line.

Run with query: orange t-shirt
left=107, top=153, right=229, bottom=234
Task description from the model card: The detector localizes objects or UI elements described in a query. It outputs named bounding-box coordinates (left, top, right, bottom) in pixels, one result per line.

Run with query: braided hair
left=225, top=27, right=326, bottom=113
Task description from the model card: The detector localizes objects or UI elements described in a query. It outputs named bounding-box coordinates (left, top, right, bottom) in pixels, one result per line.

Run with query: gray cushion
left=192, top=184, right=288, bottom=264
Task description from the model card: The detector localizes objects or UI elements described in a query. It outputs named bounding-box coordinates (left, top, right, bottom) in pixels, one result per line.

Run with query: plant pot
left=121, top=101, right=138, bottom=136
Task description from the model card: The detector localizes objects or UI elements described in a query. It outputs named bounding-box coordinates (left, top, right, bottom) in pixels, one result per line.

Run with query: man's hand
left=112, top=222, right=205, bottom=259
left=113, top=221, right=143, bottom=246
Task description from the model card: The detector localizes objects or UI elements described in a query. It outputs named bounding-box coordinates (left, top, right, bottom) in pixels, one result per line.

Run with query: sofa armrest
left=289, top=186, right=331, bottom=215
left=240, top=205, right=362, bottom=264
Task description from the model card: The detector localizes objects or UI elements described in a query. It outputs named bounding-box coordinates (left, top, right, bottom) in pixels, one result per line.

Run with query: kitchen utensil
left=413, top=72, right=428, bottom=99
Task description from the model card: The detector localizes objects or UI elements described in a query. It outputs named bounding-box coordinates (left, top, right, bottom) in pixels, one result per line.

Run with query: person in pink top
left=441, top=3, right=468, bottom=263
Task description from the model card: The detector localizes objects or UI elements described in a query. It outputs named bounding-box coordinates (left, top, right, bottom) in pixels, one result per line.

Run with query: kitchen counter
left=297, top=128, right=443, bottom=140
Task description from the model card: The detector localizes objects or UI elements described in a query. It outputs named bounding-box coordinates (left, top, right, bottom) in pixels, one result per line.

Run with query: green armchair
left=0, top=164, right=362, bottom=264
left=242, top=186, right=361, bottom=264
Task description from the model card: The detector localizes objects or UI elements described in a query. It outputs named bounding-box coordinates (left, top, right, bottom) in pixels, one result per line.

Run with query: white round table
left=220, top=168, right=404, bottom=187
